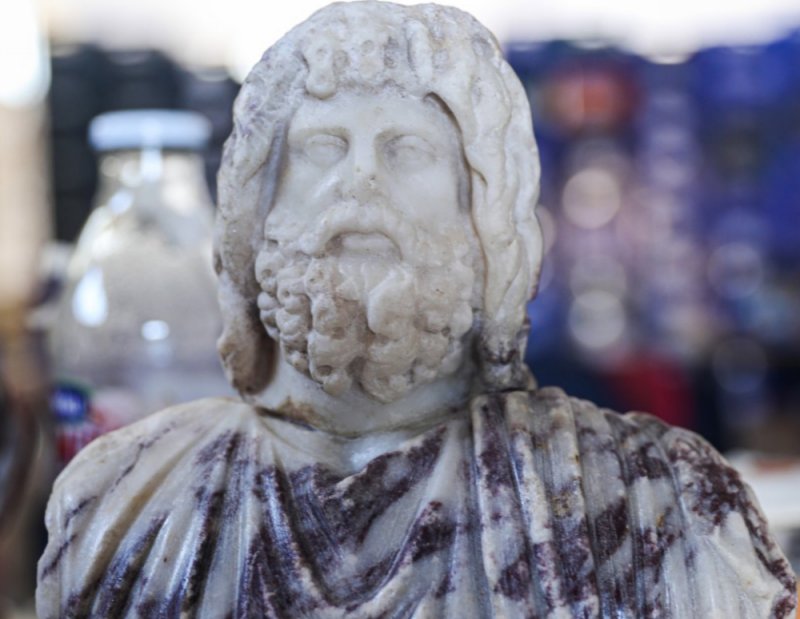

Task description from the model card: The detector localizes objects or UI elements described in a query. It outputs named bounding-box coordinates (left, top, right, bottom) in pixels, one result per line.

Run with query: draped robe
left=37, top=387, right=797, bottom=618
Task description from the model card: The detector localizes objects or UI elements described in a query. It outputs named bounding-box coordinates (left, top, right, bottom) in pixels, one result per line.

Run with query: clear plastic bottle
left=50, top=110, right=230, bottom=465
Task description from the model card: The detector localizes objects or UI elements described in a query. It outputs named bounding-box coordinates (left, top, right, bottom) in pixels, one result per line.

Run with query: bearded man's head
left=215, top=1, right=543, bottom=403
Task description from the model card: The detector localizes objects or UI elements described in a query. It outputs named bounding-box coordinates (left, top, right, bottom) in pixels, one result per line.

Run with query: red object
left=56, top=420, right=100, bottom=466
left=604, top=354, right=696, bottom=429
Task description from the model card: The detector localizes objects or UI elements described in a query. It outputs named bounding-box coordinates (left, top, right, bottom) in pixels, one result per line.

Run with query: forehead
left=288, top=90, right=458, bottom=141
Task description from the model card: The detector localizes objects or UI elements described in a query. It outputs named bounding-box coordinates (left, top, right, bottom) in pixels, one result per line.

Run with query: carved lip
left=332, top=232, right=401, bottom=257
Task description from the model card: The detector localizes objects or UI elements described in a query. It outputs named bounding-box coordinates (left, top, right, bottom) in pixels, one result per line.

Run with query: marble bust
left=38, top=2, right=797, bottom=618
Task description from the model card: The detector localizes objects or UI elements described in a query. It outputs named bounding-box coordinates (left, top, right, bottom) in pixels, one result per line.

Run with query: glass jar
left=49, top=110, right=230, bottom=465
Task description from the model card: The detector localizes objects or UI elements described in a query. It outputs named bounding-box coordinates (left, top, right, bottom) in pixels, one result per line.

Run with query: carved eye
left=384, top=135, right=436, bottom=171
left=302, top=134, right=347, bottom=167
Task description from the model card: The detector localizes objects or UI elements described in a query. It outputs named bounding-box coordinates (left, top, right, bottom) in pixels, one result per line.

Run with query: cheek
left=270, top=161, right=340, bottom=222
left=388, top=159, right=461, bottom=226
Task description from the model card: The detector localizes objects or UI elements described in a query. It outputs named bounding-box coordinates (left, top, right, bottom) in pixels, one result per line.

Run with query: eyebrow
left=288, top=125, right=348, bottom=141
left=291, top=119, right=452, bottom=144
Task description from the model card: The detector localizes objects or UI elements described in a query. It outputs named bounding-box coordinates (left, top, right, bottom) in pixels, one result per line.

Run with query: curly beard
left=255, top=203, right=476, bottom=403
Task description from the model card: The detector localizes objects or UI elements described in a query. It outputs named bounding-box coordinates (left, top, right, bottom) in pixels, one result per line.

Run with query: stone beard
left=255, top=201, right=476, bottom=403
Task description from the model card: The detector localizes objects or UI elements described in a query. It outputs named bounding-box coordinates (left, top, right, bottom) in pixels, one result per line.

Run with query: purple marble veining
left=37, top=388, right=797, bottom=618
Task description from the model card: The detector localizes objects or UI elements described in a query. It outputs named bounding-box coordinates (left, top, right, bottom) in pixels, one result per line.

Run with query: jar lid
left=89, top=109, right=212, bottom=152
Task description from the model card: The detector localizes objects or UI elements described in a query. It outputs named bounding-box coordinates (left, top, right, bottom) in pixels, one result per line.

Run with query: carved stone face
left=265, top=91, right=467, bottom=260
left=256, top=91, right=476, bottom=402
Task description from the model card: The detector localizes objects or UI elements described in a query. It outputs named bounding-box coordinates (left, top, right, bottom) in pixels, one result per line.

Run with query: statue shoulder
left=46, top=397, right=258, bottom=511
left=497, top=386, right=797, bottom=617
left=625, top=412, right=797, bottom=618
left=36, top=397, right=269, bottom=619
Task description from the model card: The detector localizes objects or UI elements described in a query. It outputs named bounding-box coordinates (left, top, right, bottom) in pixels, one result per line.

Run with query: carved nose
left=353, top=171, right=377, bottom=202
left=349, top=154, right=381, bottom=203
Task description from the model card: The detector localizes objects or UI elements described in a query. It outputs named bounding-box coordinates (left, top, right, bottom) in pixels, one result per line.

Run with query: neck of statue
left=252, top=347, right=476, bottom=436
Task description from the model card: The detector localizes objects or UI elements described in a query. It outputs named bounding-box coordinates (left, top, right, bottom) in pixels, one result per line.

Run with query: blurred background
left=2, top=0, right=800, bottom=615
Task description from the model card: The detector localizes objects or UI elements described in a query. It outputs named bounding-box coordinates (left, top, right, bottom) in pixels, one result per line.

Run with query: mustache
left=296, top=202, right=416, bottom=259
left=264, top=200, right=472, bottom=268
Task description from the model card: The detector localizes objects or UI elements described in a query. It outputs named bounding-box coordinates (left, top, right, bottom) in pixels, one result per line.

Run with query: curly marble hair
left=215, top=1, right=543, bottom=397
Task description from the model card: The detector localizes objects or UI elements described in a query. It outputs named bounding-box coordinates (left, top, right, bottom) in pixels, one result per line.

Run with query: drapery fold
left=38, top=389, right=796, bottom=618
